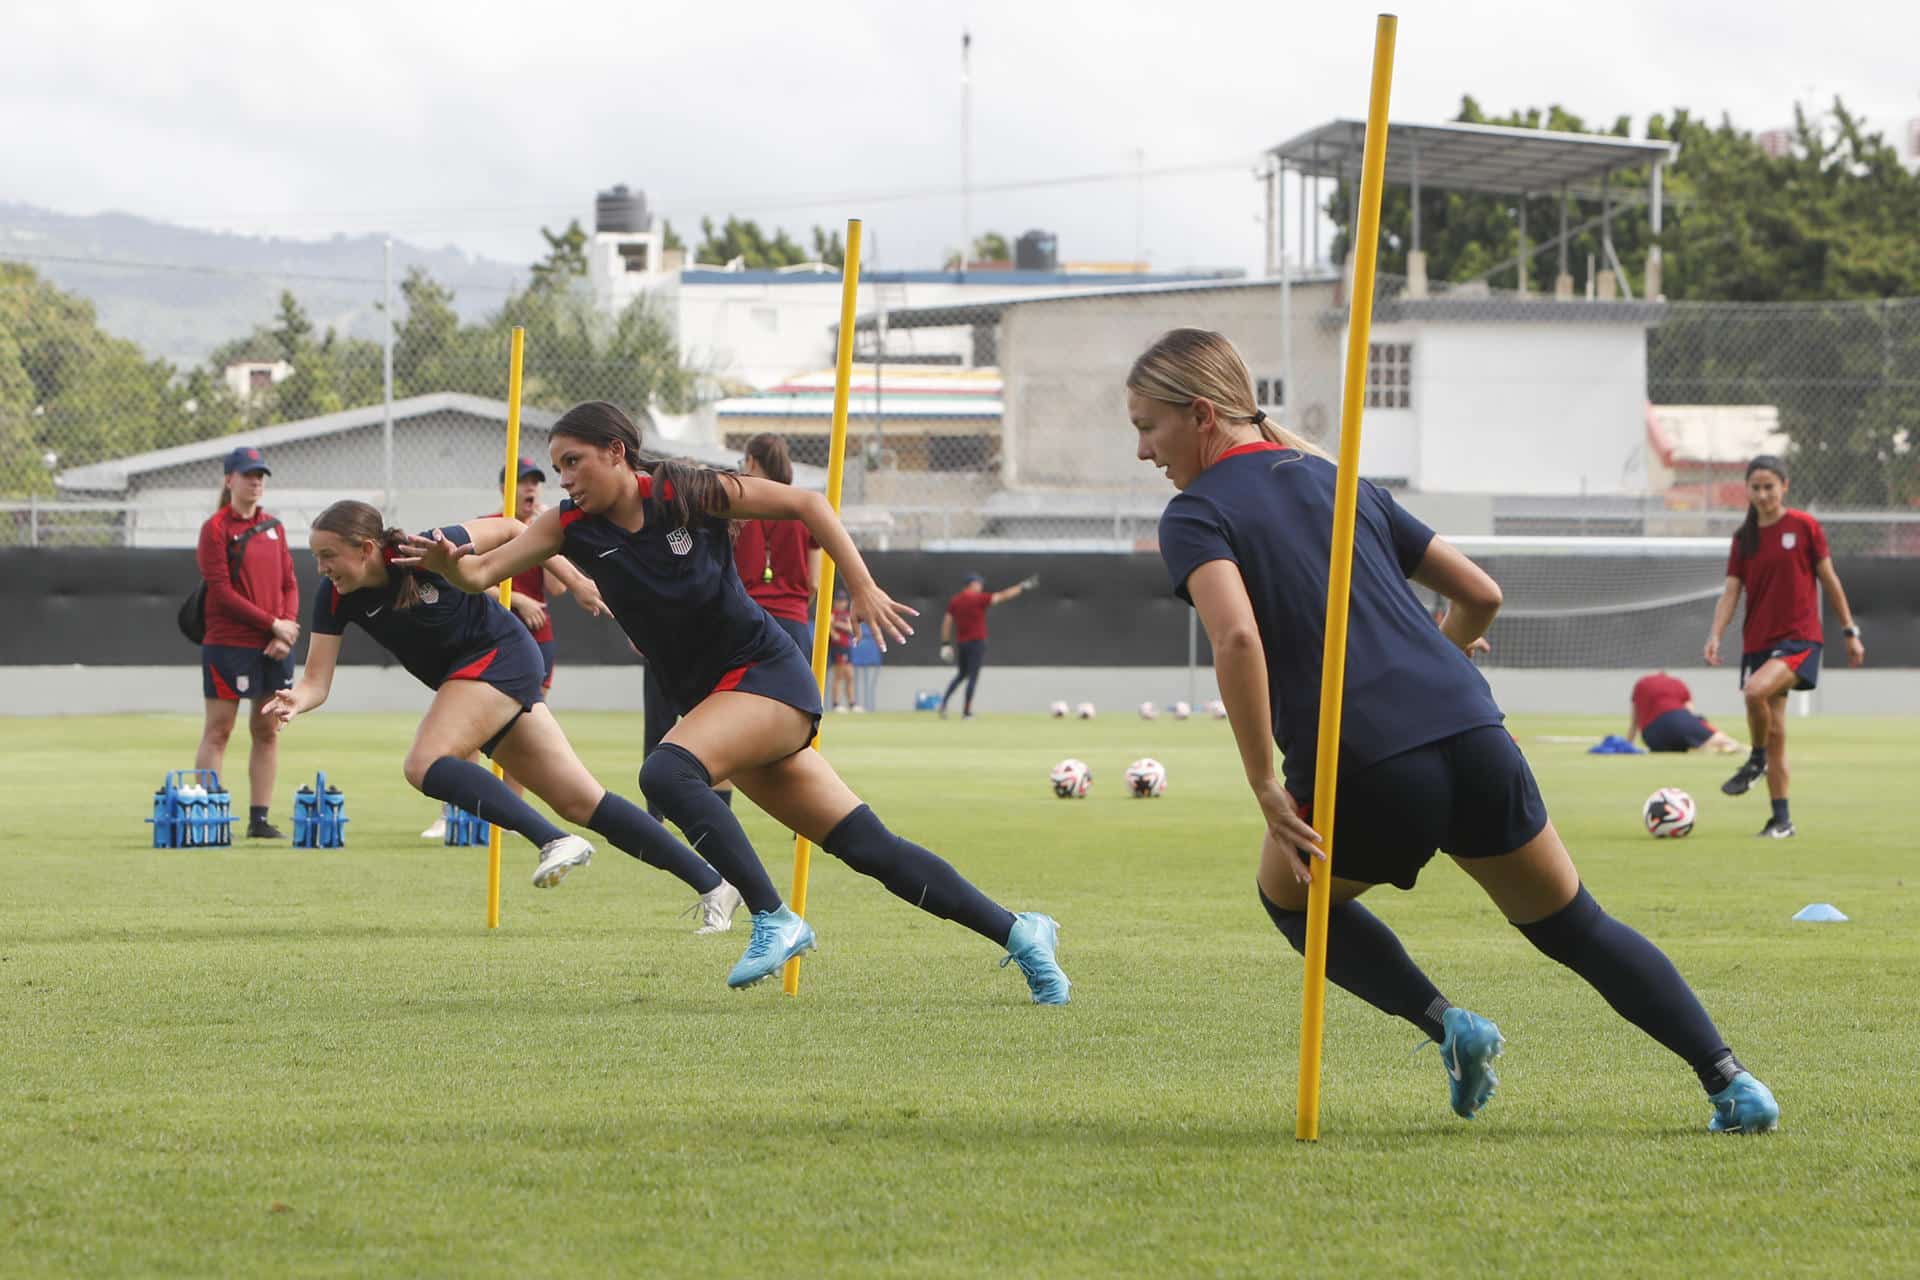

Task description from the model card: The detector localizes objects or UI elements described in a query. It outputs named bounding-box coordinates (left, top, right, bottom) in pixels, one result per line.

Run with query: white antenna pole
left=961, top=29, right=972, bottom=277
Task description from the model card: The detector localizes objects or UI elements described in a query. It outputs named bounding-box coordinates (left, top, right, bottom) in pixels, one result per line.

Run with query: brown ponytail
left=312, top=499, right=424, bottom=611
left=216, top=482, right=231, bottom=511
left=744, top=432, right=794, bottom=485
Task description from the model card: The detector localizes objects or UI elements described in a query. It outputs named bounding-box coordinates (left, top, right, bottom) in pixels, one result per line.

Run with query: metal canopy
left=1270, top=119, right=1677, bottom=196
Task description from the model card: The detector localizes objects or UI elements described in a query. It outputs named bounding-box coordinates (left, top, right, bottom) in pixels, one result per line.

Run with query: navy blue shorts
left=828, top=643, right=851, bottom=667
left=696, top=641, right=824, bottom=730
left=1642, top=707, right=1715, bottom=752
left=202, top=644, right=294, bottom=703
left=772, top=616, right=813, bottom=661
left=441, top=628, right=547, bottom=714
left=537, top=639, right=556, bottom=690
left=1741, top=640, right=1821, bottom=692
left=1290, top=725, right=1549, bottom=891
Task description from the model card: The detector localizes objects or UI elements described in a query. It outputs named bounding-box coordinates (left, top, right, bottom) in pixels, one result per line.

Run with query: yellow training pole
left=1297, top=14, right=1397, bottom=1142
left=486, top=325, right=526, bottom=930
left=783, top=217, right=863, bottom=996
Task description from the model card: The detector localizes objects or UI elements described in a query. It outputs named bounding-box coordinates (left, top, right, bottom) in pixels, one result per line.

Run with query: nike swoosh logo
left=597, top=547, right=619, bottom=558
left=1447, top=1044, right=1464, bottom=1081
left=366, top=606, right=383, bottom=617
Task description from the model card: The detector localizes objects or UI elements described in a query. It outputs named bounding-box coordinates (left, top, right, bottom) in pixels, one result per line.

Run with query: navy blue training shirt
left=312, top=525, right=526, bottom=688
left=556, top=477, right=798, bottom=714
left=1157, top=442, right=1503, bottom=801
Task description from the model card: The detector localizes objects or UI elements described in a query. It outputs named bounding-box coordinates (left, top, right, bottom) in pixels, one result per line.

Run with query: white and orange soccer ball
left=1124, top=757, right=1168, bottom=798
left=1171, top=700, right=1192, bottom=720
left=1138, top=701, right=1158, bottom=720
left=1642, top=787, right=1696, bottom=838
left=1075, top=701, right=1097, bottom=720
left=1050, top=758, right=1093, bottom=798
left=1048, top=700, right=1069, bottom=719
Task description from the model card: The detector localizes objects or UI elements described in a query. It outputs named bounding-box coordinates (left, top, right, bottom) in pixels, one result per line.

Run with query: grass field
left=4, top=709, right=1917, bottom=1277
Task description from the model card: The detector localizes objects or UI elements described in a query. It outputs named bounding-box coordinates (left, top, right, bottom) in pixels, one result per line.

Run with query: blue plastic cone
left=1791, top=903, right=1849, bottom=923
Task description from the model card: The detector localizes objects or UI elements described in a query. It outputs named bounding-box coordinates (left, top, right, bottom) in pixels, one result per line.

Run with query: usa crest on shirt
left=1782, top=532, right=1797, bottom=549
left=666, top=527, right=693, bottom=556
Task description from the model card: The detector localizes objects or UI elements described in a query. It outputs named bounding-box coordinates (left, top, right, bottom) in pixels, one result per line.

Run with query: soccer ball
left=1124, top=757, right=1168, bottom=798
left=1050, top=758, right=1092, bottom=798
left=1171, top=700, right=1192, bottom=720
left=1138, top=701, right=1158, bottom=720
left=1048, top=700, right=1069, bottom=719
left=1075, top=701, right=1097, bottom=720
left=1206, top=699, right=1228, bottom=720
left=1642, top=787, right=1696, bottom=838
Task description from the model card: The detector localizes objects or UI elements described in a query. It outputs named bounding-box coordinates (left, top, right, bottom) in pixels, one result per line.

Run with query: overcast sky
left=8, top=0, right=1918, bottom=275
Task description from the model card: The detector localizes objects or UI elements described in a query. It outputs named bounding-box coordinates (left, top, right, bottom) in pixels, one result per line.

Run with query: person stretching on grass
left=399, top=400, right=1069, bottom=1002
left=1130, top=327, right=1777, bottom=1132
left=265, top=500, right=742, bottom=933
left=1706, top=454, right=1865, bottom=837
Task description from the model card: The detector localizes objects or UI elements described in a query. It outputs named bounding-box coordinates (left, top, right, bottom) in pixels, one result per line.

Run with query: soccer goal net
left=1438, top=536, right=1730, bottom=669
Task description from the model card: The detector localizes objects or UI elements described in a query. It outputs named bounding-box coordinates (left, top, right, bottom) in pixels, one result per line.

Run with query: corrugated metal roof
left=1271, top=119, right=1677, bottom=196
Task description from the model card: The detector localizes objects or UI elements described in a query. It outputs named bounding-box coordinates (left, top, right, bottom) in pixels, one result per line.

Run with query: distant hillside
left=0, top=202, right=527, bottom=368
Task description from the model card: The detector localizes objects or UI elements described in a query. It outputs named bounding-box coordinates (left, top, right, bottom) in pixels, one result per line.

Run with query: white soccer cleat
left=532, top=834, right=594, bottom=888
left=420, top=816, right=447, bottom=840
left=687, top=880, right=744, bottom=934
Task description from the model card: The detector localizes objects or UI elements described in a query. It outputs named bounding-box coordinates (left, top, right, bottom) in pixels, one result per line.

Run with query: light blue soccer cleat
left=1439, top=1007, right=1505, bottom=1119
left=727, top=906, right=816, bottom=989
left=1000, top=912, right=1071, bottom=1005
left=1708, top=1072, right=1780, bottom=1133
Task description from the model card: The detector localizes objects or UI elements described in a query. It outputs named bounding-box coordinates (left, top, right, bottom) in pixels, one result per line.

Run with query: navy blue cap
left=963, top=571, right=985, bottom=585
left=222, top=445, right=270, bottom=475
left=500, top=456, right=546, bottom=483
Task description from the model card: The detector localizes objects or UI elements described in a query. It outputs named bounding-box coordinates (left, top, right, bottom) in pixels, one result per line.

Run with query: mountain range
left=1, top=201, right=528, bottom=368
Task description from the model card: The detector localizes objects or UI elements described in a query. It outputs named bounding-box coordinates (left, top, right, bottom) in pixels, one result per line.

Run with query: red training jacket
left=197, top=505, right=298, bottom=647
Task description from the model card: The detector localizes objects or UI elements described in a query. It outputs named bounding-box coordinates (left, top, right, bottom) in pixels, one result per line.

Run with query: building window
left=1255, top=375, right=1283, bottom=409
left=249, top=368, right=273, bottom=393
left=1366, top=342, right=1411, bottom=409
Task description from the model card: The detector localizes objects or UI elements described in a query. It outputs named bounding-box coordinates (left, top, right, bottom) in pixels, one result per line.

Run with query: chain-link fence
left=5, top=253, right=1917, bottom=554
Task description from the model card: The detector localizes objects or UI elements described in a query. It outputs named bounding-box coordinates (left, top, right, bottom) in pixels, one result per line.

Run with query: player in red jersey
left=194, top=446, right=300, bottom=839
left=1705, top=455, right=1865, bottom=837
left=937, top=573, right=1036, bottom=719
left=1628, top=671, right=1739, bottom=754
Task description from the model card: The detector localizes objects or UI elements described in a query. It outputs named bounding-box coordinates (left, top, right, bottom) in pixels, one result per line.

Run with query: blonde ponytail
left=1127, top=328, right=1330, bottom=460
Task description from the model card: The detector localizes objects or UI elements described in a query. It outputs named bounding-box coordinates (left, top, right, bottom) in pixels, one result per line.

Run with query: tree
left=529, top=219, right=589, bottom=294
left=694, top=216, right=809, bottom=269
left=811, top=226, right=846, bottom=269
left=268, top=290, right=313, bottom=363
left=943, top=231, right=1012, bottom=269
left=661, top=219, right=684, bottom=253
left=394, top=266, right=469, bottom=397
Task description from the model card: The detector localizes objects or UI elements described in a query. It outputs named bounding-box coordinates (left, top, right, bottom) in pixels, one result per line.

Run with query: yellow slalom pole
left=1297, top=14, right=1397, bottom=1142
left=486, top=325, right=526, bottom=930
left=783, top=217, right=863, bottom=996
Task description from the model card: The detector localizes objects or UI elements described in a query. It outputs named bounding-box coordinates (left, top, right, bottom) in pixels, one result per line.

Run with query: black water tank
left=595, top=185, right=650, bottom=234
left=1015, top=229, right=1058, bottom=271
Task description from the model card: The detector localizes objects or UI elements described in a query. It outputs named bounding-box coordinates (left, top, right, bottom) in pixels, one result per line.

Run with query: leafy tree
left=269, top=290, right=313, bottom=363
left=529, top=220, right=590, bottom=294
left=694, top=216, right=808, bottom=269
left=811, top=226, right=846, bottom=269
left=943, top=231, right=1012, bottom=269
left=661, top=219, right=684, bottom=253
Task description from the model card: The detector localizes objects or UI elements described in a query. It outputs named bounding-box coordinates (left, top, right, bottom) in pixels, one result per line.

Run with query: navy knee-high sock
left=587, top=791, right=722, bottom=893
left=638, top=744, right=782, bottom=914
left=824, top=805, right=1017, bottom=946
left=421, top=757, right=567, bottom=849
left=1516, top=885, right=1743, bottom=1094
left=1260, top=887, right=1451, bottom=1042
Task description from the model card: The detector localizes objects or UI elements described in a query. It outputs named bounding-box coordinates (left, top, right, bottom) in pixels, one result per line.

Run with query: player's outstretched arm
left=264, top=633, right=342, bottom=724
left=990, top=575, right=1038, bottom=605
left=1186, top=559, right=1322, bottom=879
left=397, top=513, right=558, bottom=595
left=1411, top=538, right=1502, bottom=658
left=724, top=475, right=917, bottom=650
left=1704, top=577, right=1743, bottom=666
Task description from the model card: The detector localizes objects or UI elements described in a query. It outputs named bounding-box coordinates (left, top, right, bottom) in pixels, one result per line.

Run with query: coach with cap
left=938, top=569, right=1039, bottom=719
left=193, top=444, right=300, bottom=839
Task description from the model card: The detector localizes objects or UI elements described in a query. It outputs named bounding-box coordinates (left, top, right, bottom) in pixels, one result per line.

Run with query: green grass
left=3, top=710, right=1917, bottom=1277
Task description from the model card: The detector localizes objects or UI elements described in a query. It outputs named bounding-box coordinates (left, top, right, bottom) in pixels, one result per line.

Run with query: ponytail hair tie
left=1250, top=410, right=1268, bottom=426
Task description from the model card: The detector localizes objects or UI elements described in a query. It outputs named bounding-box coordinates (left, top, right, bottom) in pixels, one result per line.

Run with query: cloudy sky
left=8, top=0, right=1918, bottom=275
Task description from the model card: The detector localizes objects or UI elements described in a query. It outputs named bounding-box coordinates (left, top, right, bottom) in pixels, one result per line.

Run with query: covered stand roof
left=1269, top=119, right=1677, bottom=194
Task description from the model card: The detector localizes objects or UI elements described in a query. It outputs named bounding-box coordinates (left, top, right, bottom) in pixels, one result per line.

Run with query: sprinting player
left=733, top=432, right=819, bottom=659
left=827, top=588, right=858, bottom=711
left=1131, top=327, right=1776, bottom=1132
left=401, top=400, right=1068, bottom=1001
left=267, top=500, right=740, bottom=933
left=1706, top=454, right=1864, bottom=837
left=938, top=572, right=1037, bottom=719
left=1630, top=671, right=1741, bottom=754
left=421, top=457, right=607, bottom=840
left=194, top=446, right=300, bottom=839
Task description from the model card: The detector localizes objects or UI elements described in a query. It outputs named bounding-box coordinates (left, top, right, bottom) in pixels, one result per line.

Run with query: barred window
left=1366, top=342, right=1412, bottom=409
